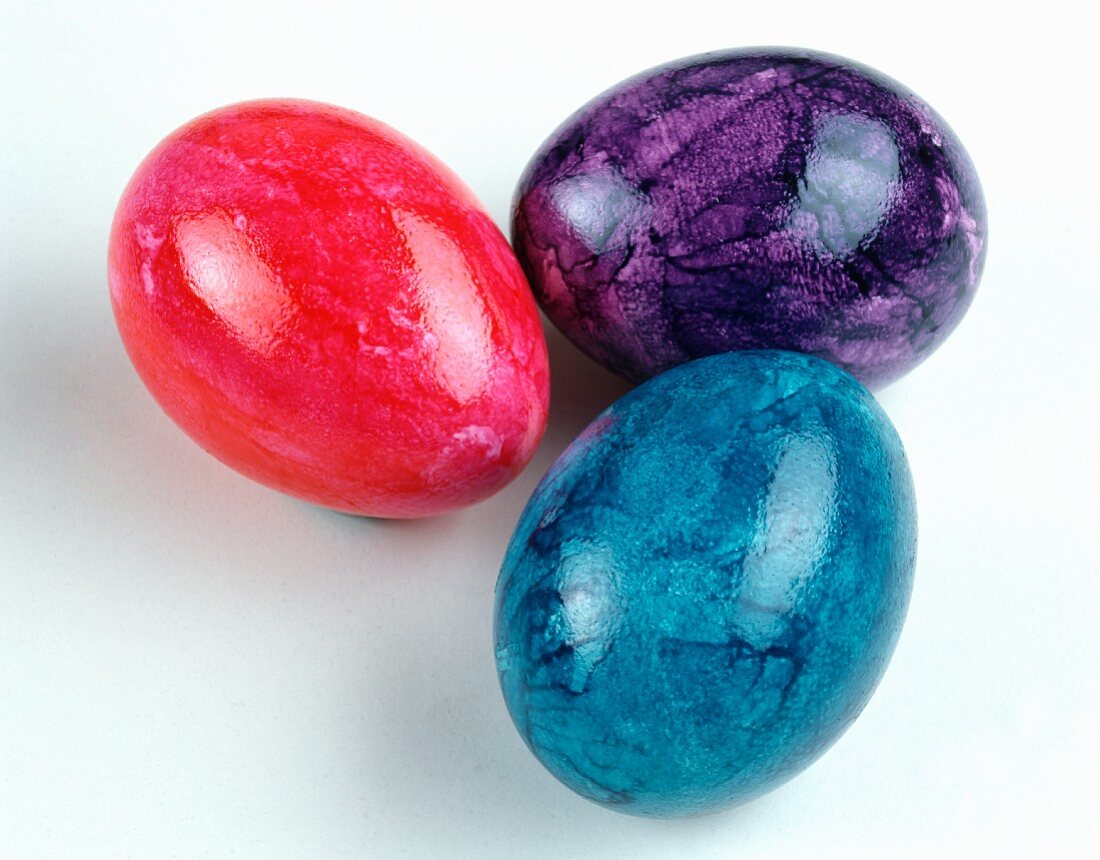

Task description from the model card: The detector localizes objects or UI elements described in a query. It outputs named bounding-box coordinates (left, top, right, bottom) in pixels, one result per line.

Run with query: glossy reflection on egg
left=513, top=48, right=987, bottom=387
left=494, top=351, right=916, bottom=816
left=109, top=99, right=549, bottom=517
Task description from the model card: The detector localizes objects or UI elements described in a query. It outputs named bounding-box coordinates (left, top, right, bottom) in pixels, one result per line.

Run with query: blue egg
left=494, top=350, right=916, bottom=817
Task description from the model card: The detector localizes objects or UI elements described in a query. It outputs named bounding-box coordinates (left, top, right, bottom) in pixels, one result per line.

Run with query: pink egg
left=109, top=99, right=549, bottom=517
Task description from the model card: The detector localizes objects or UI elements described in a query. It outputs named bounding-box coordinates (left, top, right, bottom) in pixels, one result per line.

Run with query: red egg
left=108, top=99, right=549, bottom=518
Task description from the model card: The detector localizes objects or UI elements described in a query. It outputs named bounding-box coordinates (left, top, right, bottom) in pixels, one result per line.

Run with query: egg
left=512, top=48, right=987, bottom=387
left=494, top=350, right=916, bottom=816
left=109, top=99, right=549, bottom=517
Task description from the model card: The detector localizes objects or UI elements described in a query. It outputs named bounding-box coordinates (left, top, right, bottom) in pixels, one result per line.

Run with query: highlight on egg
left=109, top=99, right=549, bottom=518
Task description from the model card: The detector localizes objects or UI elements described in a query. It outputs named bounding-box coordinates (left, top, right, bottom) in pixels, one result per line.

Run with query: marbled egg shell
left=513, top=48, right=987, bottom=387
left=494, top=350, right=916, bottom=816
left=109, top=99, right=549, bottom=518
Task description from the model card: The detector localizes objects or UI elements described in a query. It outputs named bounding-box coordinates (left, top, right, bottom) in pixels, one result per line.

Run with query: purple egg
left=513, top=48, right=987, bottom=387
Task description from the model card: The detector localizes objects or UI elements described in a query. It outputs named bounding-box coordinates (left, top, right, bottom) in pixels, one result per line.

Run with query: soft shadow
left=536, top=317, right=634, bottom=463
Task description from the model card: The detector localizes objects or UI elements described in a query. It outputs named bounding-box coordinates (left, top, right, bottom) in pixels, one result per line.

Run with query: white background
left=2, top=1, right=1098, bottom=856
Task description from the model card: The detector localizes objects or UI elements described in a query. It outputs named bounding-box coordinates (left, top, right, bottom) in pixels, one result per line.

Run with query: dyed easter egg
left=513, top=48, right=987, bottom=387
left=109, top=99, right=549, bottom=518
left=494, top=351, right=916, bottom=816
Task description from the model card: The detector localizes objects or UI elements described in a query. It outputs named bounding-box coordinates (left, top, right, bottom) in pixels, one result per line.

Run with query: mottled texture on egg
left=513, top=48, right=987, bottom=387
left=494, top=351, right=916, bottom=816
left=109, top=99, right=549, bottom=518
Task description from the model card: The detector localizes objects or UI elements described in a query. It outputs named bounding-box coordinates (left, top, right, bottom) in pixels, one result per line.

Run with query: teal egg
left=494, top=350, right=916, bottom=816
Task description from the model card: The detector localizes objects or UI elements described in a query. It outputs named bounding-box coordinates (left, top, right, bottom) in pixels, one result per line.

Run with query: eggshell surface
left=109, top=99, right=549, bottom=517
left=512, top=48, right=987, bottom=387
left=494, top=350, right=917, bottom=816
